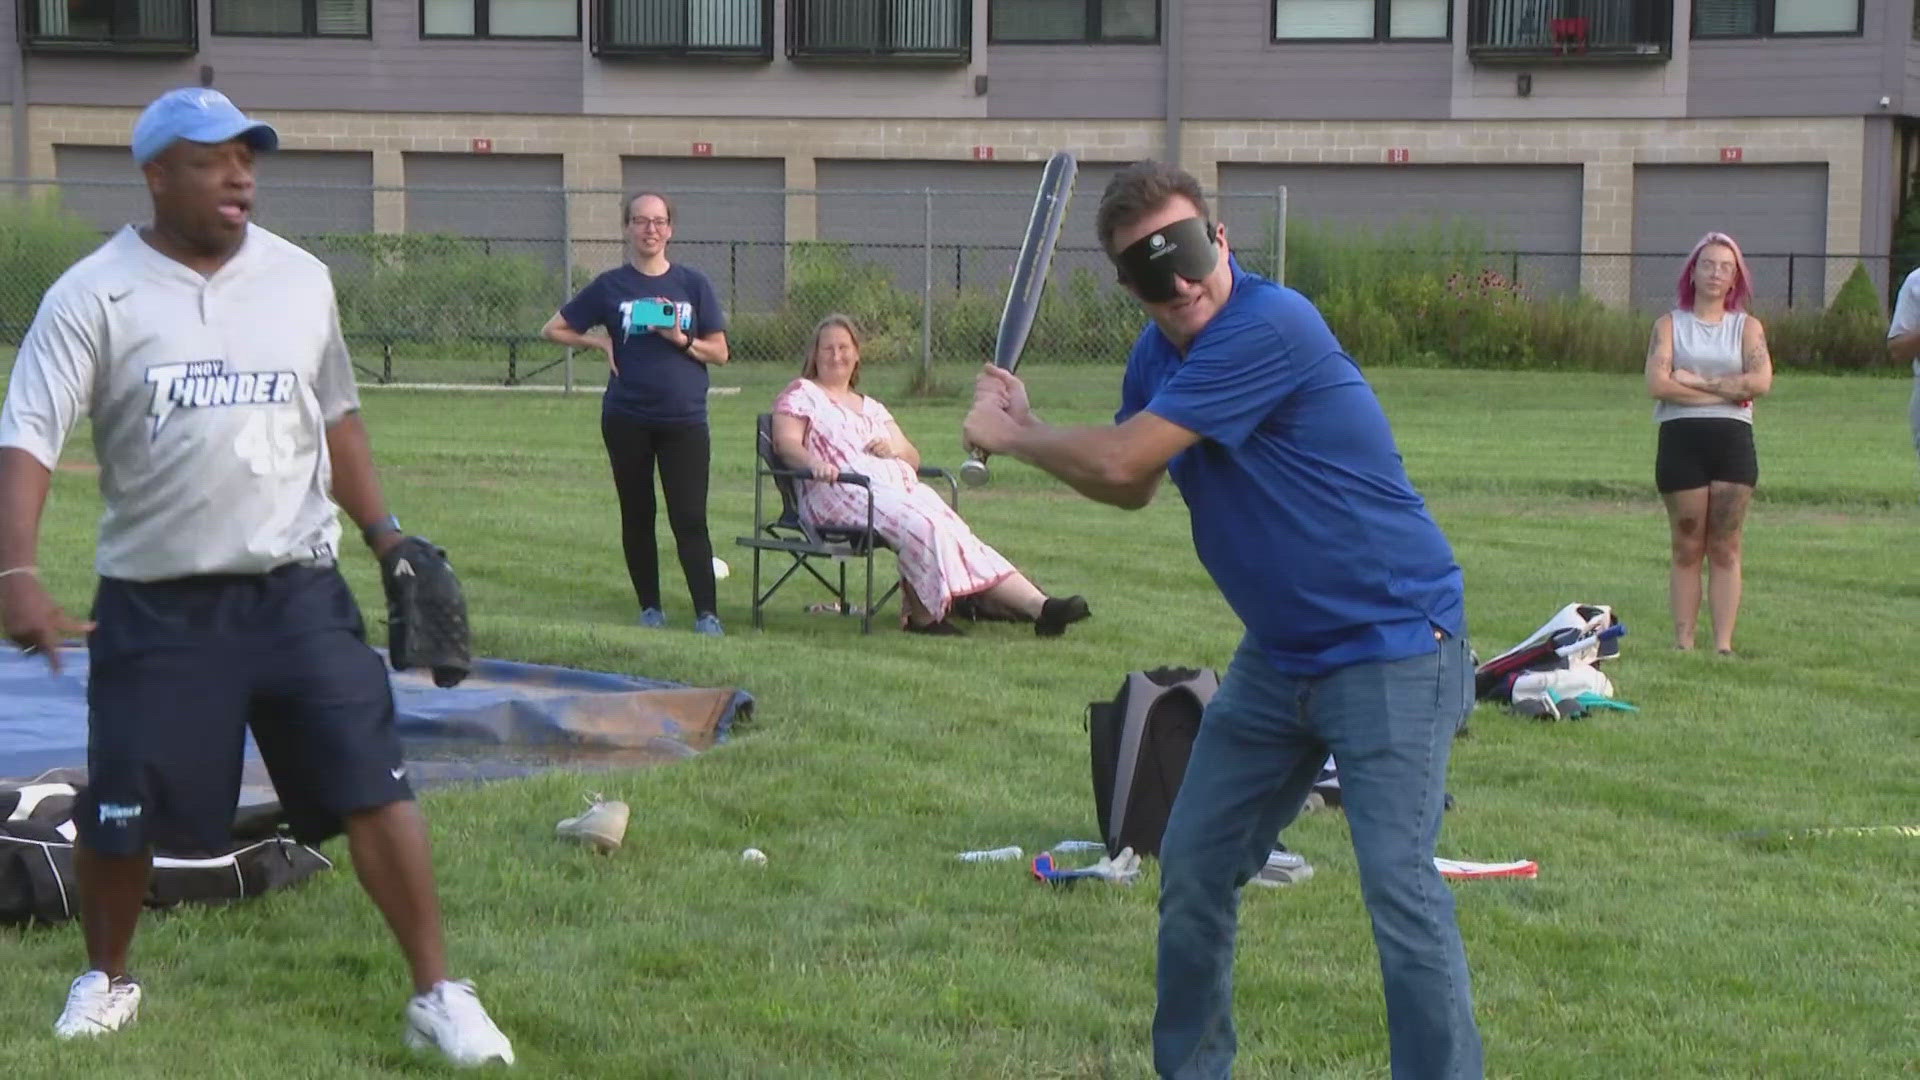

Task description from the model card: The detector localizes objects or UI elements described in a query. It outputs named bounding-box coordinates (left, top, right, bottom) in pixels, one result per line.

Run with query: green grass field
left=2, top=362, right=1917, bottom=1078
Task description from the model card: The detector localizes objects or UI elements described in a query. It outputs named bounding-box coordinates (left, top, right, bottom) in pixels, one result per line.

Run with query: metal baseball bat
left=960, top=150, right=1078, bottom=488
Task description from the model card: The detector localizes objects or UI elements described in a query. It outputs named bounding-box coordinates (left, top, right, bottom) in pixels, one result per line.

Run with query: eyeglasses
left=630, top=217, right=671, bottom=231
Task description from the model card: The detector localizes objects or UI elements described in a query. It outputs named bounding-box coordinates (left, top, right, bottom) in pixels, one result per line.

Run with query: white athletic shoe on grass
left=1251, top=848, right=1315, bottom=888
left=556, top=793, right=631, bottom=854
left=53, top=970, right=141, bottom=1039
left=405, top=979, right=515, bottom=1066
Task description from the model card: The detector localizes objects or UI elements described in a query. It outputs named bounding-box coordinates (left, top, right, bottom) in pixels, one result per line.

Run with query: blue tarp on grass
left=0, top=645, right=752, bottom=786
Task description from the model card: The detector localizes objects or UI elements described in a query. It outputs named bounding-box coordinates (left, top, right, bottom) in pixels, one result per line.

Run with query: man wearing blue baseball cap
left=0, top=87, right=515, bottom=1065
left=130, top=86, right=280, bottom=165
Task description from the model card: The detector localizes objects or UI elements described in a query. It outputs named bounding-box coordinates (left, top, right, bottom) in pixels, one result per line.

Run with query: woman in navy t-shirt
left=542, top=191, right=731, bottom=634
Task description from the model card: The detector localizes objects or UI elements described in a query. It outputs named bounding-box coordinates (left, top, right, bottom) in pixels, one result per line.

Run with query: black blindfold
left=1112, top=216, right=1219, bottom=302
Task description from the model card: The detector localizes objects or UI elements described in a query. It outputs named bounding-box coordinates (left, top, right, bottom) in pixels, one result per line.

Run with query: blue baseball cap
left=131, top=87, right=278, bottom=166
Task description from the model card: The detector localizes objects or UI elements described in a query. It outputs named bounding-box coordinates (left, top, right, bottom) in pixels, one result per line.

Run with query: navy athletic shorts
left=75, top=563, right=413, bottom=856
left=1655, top=417, right=1758, bottom=493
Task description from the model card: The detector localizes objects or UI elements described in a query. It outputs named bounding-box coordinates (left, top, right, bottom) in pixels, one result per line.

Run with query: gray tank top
left=1655, top=309, right=1752, bottom=425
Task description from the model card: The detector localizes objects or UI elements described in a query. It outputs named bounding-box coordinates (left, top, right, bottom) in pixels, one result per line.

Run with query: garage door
left=620, top=157, right=785, bottom=313
left=1218, top=163, right=1586, bottom=297
left=404, top=152, right=565, bottom=269
left=1631, top=164, right=1828, bottom=311
left=814, top=159, right=1126, bottom=295
left=52, top=145, right=148, bottom=237
left=254, top=151, right=376, bottom=238
left=55, top=144, right=377, bottom=264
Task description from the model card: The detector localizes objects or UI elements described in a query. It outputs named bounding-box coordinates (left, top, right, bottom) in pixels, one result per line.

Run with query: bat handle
left=958, top=451, right=992, bottom=488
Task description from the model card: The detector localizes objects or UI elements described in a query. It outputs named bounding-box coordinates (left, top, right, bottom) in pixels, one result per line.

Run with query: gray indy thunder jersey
left=0, top=224, right=361, bottom=582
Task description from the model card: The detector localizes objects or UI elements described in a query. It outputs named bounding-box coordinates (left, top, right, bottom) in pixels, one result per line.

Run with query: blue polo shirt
left=1117, top=265, right=1464, bottom=676
left=559, top=262, right=726, bottom=425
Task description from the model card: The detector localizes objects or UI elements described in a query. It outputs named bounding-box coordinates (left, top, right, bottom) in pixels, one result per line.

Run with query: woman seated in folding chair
left=772, top=314, right=1091, bottom=637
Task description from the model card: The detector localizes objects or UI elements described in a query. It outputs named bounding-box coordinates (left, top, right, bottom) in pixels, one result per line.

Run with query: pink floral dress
left=773, top=377, right=1016, bottom=622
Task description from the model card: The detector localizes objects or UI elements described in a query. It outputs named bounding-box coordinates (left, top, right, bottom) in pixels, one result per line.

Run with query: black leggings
left=601, top=413, right=716, bottom=615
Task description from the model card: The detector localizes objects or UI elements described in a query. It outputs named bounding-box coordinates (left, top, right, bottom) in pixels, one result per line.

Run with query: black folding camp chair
left=735, top=413, right=959, bottom=634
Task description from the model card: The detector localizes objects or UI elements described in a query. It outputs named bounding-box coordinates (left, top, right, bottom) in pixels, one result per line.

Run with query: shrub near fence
left=1288, top=222, right=1897, bottom=373
left=0, top=198, right=115, bottom=334
left=739, top=225, right=1900, bottom=375
left=319, top=233, right=566, bottom=342
left=0, top=197, right=1900, bottom=377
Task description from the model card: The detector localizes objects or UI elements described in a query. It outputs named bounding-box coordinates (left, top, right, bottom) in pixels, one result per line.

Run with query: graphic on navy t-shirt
left=560, top=264, right=726, bottom=425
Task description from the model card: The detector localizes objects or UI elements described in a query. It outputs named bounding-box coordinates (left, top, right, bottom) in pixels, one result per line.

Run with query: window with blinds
left=597, top=0, right=766, bottom=51
left=28, top=0, right=195, bottom=41
left=1692, top=0, right=1856, bottom=35
left=423, top=0, right=576, bottom=36
left=789, top=0, right=968, bottom=56
left=314, top=0, right=362, bottom=30
left=214, top=0, right=366, bottom=34
left=1274, top=0, right=1448, bottom=39
left=989, top=0, right=1157, bottom=42
left=1769, top=0, right=1853, bottom=31
left=1692, top=0, right=1756, bottom=34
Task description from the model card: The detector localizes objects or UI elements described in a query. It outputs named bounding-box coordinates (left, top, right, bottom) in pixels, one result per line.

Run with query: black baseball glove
left=379, top=536, right=472, bottom=688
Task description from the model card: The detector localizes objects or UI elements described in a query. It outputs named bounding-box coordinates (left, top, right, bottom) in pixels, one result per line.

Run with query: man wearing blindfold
left=965, top=161, right=1481, bottom=1080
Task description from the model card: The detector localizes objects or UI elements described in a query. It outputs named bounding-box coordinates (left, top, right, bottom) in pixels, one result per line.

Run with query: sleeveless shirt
left=1655, top=309, right=1751, bottom=424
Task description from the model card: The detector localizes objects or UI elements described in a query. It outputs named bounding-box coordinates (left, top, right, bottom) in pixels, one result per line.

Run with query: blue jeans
left=1153, top=632, right=1483, bottom=1080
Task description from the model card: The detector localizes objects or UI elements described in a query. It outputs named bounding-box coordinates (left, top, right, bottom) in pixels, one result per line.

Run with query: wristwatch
left=361, top=514, right=401, bottom=546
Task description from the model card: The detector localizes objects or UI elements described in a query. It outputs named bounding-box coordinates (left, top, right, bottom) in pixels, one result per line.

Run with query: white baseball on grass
left=712, top=556, right=731, bottom=581
left=741, top=847, right=767, bottom=865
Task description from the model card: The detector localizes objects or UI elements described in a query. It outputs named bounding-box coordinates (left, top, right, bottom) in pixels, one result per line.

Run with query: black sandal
left=1035, top=595, right=1091, bottom=637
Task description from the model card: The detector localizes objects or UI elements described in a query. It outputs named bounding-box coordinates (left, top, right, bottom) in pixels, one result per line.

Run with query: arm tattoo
left=1695, top=333, right=1770, bottom=398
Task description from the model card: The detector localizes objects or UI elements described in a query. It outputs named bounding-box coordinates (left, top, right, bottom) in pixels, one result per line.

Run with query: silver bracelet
left=0, top=565, right=37, bottom=581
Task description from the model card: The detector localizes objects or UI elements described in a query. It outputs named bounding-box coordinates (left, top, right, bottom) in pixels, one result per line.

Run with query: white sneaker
left=405, top=979, right=514, bottom=1067
left=52, top=970, right=141, bottom=1040
left=1251, top=848, right=1315, bottom=888
left=556, top=794, right=630, bottom=854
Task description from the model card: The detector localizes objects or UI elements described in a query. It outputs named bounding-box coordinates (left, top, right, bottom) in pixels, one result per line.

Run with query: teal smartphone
left=625, top=299, right=679, bottom=333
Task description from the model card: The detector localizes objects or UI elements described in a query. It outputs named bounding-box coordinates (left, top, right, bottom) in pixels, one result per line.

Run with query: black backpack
left=1088, top=668, right=1219, bottom=859
left=0, top=777, right=334, bottom=928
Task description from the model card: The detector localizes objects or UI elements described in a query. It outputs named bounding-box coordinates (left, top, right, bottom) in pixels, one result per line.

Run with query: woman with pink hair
left=1642, top=231, right=1774, bottom=655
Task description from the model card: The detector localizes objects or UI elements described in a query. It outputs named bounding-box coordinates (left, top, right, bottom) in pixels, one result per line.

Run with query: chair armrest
left=765, top=466, right=870, bottom=487
left=918, top=466, right=959, bottom=510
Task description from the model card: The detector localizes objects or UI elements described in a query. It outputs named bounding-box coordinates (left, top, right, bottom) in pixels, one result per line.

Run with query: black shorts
left=76, top=564, right=412, bottom=856
left=1655, top=417, right=1758, bottom=493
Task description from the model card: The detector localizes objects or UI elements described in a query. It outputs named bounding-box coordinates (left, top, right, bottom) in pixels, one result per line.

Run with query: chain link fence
left=0, top=176, right=1899, bottom=385
left=1438, top=249, right=1895, bottom=313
